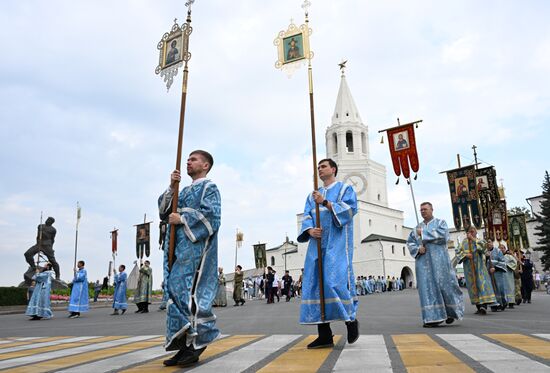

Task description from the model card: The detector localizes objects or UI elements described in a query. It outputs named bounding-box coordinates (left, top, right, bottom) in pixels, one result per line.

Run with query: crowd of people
left=355, top=275, right=406, bottom=295
left=20, top=153, right=549, bottom=369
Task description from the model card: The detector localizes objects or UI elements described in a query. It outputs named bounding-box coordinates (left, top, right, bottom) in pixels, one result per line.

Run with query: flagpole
left=167, top=5, right=193, bottom=272
left=73, top=201, right=80, bottom=271
left=407, top=178, right=420, bottom=226
left=304, top=5, right=325, bottom=322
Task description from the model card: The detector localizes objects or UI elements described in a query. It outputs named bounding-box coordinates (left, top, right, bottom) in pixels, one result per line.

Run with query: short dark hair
left=120, top=264, right=126, bottom=270
left=144, top=260, right=150, bottom=265
left=318, top=158, right=338, bottom=176
left=78, top=260, right=85, bottom=266
left=190, top=150, right=214, bottom=172
left=420, top=202, right=433, bottom=208
left=236, top=265, right=242, bottom=270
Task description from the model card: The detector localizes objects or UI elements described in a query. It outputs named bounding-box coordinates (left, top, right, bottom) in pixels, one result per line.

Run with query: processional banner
left=384, top=123, right=420, bottom=180
left=111, top=229, right=118, bottom=255
left=474, top=166, right=499, bottom=222
left=508, top=213, right=529, bottom=251
left=487, top=200, right=508, bottom=242
left=253, top=243, right=267, bottom=269
left=446, top=165, right=483, bottom=230
left=135, top=223, right=151, bottom=259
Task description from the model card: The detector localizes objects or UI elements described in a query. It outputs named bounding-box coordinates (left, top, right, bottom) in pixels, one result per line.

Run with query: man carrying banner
left=159, top=150, right=221, bottom=367
left=297, top=158, right=359, bottom=349
left=68, top=260, right=89, bottom=319
left=456, top=227, right=497, bottom=315
left=134, top=260, right=153, bottom=313
left=407, top=202, right=464, bottom=327
left=111, top=264, right=128, bottom=315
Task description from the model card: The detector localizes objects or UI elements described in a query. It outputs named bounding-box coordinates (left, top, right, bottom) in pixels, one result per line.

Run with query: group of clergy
left=456, top=226, right=535, bottom=315
left=25, top=259, right=154, bottom=320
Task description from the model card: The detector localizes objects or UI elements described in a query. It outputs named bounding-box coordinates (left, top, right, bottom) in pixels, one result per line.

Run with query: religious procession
left=2, top=1, right=550, bottom=372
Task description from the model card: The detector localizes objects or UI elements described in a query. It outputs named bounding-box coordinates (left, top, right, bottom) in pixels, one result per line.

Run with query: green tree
left=508, top=206, right=532, bottom=219
left=534, top=171, right=550, bottom=271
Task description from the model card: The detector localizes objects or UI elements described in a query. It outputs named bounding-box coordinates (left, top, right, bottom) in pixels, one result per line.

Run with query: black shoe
left=423, top=322, right=442, bottom=328
left=135, top=309, right=143, bottom=313
left=121, top=309, right=126, bottom=315
left=233, top=303, right=239, bottom=307
left=141, top=309, right=149, bottom=313
left=30, top=315, right=41, bottom=320
left=163, top=348, right=189, bottom=366
left=346, top=320, right=360, bottom=344
left=508, top=304, right=514, bottom=309
left=490, top=306, right=499, bottom=312
left=307, top=336, right=334, bottom=349
left=445, top=317, right=455, bottom=324
left=176, top=347, right=206, bottom=366
left=241, top=299, right=245, bottom=306
left=110, top=311, right=119, bottom=316
left=527, top=300, right=531, bottom=304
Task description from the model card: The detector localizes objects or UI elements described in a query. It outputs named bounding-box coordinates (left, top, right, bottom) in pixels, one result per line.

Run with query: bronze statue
left=24, top=217, right=60, bottom=281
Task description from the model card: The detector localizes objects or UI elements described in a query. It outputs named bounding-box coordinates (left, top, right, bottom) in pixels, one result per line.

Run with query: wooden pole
left=73, top=202, right=80, bottom=271
left=168, top=10, right=192, bottom=271
left=305, top=14, right=325, bottom=322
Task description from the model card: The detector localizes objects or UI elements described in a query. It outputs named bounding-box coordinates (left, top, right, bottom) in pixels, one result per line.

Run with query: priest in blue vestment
left=407, top=202, right=464, bottom=327
left=68, top=260, right=89, bottom=318
left=111, top=264, right=128, bottom=315
left=159, top=150, right=221, bottom=367
left=26, top=263, right=55, bottom=320
left=297, top=158, right=359, bottom=349
left=490, top=243, right=513, bottom=310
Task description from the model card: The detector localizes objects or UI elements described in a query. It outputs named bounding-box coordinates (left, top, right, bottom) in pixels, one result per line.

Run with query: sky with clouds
left=1, top=0, right=549, bottom=288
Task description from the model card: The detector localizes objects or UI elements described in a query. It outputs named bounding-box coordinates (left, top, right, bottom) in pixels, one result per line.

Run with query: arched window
left=361, top=132, right=367, bottom=153
left=346, top=131, right=353, bottom=152
left=368, top=219, right=372, bottom=227
left=271, top=256, right=275, bottom=266
left=377, top=194, right=381, bottom=201
left=333, top=133, right=338, bottom=154
left=403, top=247, right=406, bottom=256
left=392, top=245, right=395, bottom=254
left=394, top=224, right=397, bottom=232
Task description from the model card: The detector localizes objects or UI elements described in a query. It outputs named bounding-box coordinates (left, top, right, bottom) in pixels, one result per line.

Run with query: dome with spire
left=331, top=70, right=363, bottom=126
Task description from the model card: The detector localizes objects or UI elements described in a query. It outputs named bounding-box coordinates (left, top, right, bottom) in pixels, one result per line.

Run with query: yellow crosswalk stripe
left=485, top=334, right=550, bottom=360
left=392, top=334, right=474, bottom=372
left=257, top=335, right=342, bottom=373
left=120, top=335, right=263, bottom=372
left=0, top=336, right=125, bottom=361
left=1, top=336, right=133, bottom=373
left=0, top=337, right=70, bottom=350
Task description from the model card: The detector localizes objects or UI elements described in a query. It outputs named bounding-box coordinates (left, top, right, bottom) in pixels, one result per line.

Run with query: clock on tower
left=343, top=173, right=367, bottom=195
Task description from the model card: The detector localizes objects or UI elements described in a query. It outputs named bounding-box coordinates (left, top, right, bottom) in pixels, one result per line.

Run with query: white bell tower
left=325, top=64, right=388, bottom=206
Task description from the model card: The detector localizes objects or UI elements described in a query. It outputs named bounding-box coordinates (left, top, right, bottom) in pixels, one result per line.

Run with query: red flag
left=385, top=123, right=419, bottom=179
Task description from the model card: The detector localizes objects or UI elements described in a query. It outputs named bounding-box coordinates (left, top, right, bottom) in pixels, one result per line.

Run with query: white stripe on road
left=0, top=335, right=160, bottom=370
left=0, top=337, right=41, bottom=345
left=55, top=345, right=169, bottom=373
left=533, top=334, right=550, bottom=341
left=0, top=336, right=98, bottom=353
left=187, top=335, right=301, bottom=372
left=437, top=334, right=550, bottom=372
left=332, top=335, right=392, bottom=372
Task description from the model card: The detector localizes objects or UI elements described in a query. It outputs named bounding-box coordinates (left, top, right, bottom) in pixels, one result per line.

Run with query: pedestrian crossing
left=0, top=333, right=548, bottom=372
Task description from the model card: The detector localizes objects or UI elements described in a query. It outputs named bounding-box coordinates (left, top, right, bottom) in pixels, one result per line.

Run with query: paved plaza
left=1, top=289, right=549, bottom=372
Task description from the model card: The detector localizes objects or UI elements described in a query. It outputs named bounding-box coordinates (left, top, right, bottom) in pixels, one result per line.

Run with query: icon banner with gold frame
left=274, top=22, right=313, bottom=77
left=155, top=20, right=192, bottom=90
